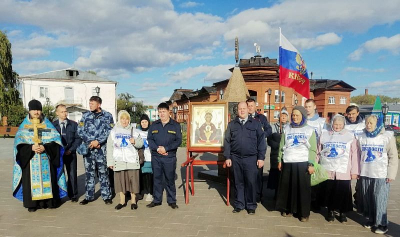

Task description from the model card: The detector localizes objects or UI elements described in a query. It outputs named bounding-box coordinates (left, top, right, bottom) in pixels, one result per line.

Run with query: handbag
left=311, top=162, right=329, bottom=186
left=131, top=127, right=144, bottom=165
left=77, top=142, right=89, bottom=155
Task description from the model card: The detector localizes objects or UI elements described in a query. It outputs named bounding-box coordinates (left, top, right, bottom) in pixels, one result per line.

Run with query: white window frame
left=328, top=96, right=335, bottom=104
left=340, top=96, right=346, bottom=104
left=39, top=86, right=48, bottom=98
left=274, top=90, right=279, bottom=103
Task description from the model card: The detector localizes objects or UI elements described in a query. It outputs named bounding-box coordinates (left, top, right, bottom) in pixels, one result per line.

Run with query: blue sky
left=1, top=0, right=400, bottom=106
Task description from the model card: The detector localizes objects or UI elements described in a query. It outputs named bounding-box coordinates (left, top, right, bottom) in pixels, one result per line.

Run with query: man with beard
left=344, top=105, right=365, bottom=138
left=12, top=99, right=67, bottom=212
left=77, top=96, right=114, bottom=205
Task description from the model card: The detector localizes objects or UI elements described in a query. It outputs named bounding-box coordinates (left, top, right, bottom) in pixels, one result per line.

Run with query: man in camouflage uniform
left=77, top=96, right=114, bottom=205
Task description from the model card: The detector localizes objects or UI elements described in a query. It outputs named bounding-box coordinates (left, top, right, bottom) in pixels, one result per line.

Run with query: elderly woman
left=107, top=110, right=143, bottom=210
left=357, top=114, right=398, bottom=234
left=318, top=115, right=359, bottom=223
left=267, top=110, right=289, bottom=200
left=276, top=106, right=317, bottom=222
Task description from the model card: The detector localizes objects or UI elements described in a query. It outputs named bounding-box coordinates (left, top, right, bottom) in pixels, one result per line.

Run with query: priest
left=12, top=99, right=67, bottom=212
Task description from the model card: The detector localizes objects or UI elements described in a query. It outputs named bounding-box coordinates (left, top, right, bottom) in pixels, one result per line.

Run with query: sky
left=1, top=0, right=400, bottom=106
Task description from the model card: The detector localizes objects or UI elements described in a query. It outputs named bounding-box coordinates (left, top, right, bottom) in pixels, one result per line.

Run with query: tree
left=116, top=93, right=148, bottom=123
left=0, top=30, right=25, bottom=126
left=351, top=94, right=400, bottom=105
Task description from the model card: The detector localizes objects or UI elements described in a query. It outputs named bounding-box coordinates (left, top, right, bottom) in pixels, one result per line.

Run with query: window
left=340, top=97, right=346, bottom=104
left=274, top=110, right=280, bottom=120
left=39, top=87, right=48, bottom=98
left=274, top=90, right=279, bottom=103
left=275, top=90, right=285, bottom=103
left=328, top=96, right=335, bottom=104
left=92, top=88, right=98, bottom=96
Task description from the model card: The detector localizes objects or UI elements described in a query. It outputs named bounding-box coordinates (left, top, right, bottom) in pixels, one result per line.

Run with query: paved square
left=0, top=138, right=399, bottom=237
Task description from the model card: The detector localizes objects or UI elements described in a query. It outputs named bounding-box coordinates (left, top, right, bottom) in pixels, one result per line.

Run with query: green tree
left=351, top=94, right=400, bottom=105
left=43, top=104, right=56, bottom=122
left=116, top=93, right=148, bottom=124
left=0, top=30, right=25, bottom=126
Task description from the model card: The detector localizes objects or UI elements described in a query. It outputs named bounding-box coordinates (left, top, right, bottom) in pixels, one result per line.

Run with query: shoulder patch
left=79, top=122, right=84, bottom=127
left=168, top=130, right=176, bottom=134
left=152, top=130, right=158, bottom=134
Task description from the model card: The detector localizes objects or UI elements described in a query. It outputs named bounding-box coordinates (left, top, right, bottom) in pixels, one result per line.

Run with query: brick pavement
left=0, top=138, right=399, bottom=237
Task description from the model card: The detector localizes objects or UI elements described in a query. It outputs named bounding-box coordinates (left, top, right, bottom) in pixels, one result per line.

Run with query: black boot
left=326, top=211, right=334, bottom=222
left=339, top=212, right=347, bottom=223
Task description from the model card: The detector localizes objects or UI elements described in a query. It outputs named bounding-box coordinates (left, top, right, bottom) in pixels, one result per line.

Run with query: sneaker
left=145, top=194, right=154, bottom=202
left=364, top=221, right=374, bottom=229
left=374, top=226, right=388, bottom=234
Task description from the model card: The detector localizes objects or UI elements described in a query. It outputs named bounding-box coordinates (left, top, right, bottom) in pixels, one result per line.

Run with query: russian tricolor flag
left=279, top=31, right=310, bottom=98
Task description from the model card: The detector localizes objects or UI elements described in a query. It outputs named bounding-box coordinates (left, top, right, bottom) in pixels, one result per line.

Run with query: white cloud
left=179, top=1, right=203, bottom=8
left=367, top=79, right=400, bottom=96
left=344, top=67, right=386, bottom=73
left=348, top=34, right=400, bottom=61
left=160, top=96, right=170, bottom=102
left=15, top=60, right=70, bottom=75
left=291, top=33, right=342, bottom=50
left=167, top=64, right=233, bottom=83
left=2, top=0, right=400, bottom=75
left=138, top=82, right=170, bottom=91
left=12, top=48, right=50, bottom=59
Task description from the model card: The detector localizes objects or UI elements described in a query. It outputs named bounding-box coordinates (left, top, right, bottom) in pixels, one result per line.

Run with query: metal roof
left=19, top=68, right=117, bottom=83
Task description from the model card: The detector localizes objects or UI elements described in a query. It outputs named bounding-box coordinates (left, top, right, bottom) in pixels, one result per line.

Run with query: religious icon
left=189, top=102, right=228, bottom=149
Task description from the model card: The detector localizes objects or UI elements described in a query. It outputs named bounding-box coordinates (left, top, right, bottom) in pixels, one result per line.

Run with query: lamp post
left=267, top=88, right=272, bottom=119
left=173, top=106, right=178, bottom=121
left=220, top=89, right=224, bottom=100
left=382, top=102, right=389, bottom=126
left=132, top=104, right=136, bottom=124
left=45, top=97, right=50, bottom=118
left=95, top=86, right=100, bottom=96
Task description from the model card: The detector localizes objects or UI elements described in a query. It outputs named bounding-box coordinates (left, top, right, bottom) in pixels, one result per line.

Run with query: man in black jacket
left=224, top=102, right=266, bottom=215
left=53, top=104, right=82, bottom=202
left=247, top=98, right=272, bottom=203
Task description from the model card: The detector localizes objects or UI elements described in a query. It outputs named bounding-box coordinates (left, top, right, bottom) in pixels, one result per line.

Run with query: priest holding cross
left=12, top=99, right=67, bottom=212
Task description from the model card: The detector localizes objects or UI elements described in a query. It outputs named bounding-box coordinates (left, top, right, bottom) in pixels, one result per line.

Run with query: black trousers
left=63, top=153, right=78, bottom=199
left=232, top=156, right=258, bottom=210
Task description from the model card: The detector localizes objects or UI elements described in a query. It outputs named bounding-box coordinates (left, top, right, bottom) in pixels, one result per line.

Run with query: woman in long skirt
left=107, top=110, right=143, bottom=210
left=318, top=114, right=359, bottom=223
left=357, top=114, right=398, bottom=234
left=276, top=106, right=317, bottom=222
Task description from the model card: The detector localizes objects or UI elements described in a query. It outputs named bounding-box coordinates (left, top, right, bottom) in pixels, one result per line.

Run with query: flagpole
left=279, top=27, right=283, bottom=133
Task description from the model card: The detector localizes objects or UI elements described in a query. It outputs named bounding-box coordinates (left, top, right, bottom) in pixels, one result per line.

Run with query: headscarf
left=117, top=110, right=131, bottom=129
left=139, top=114, right=150, bottom=131
left=365, top=114, right=384, bottom=138
left=290, top=106, right=307, bottom=128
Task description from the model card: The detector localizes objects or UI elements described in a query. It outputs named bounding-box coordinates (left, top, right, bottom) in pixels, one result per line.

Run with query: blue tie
left=61, top=122, right=67, bottom=146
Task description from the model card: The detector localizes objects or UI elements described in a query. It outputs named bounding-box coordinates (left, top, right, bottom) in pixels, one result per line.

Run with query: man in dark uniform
left=224, top=102, right=266, bottom=215
left=53, top=104, right=82, bottom=202
left=246, top=98, right=272, bottom=202
left=146, top=102, right=182, bottom=209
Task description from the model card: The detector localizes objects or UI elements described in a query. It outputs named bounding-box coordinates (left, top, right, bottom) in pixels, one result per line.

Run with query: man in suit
left=53, top=104, right=82, bottom=202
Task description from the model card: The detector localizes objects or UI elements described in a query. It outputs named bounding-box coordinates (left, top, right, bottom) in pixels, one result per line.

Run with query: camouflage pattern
left=78, top=110, right=114, bottom=200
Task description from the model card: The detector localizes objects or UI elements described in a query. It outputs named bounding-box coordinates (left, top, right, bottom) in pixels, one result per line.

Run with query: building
left=359, top=104, right=400, bottom=126
left=19, top=68, right=117, bottom=121
left=169, top=56, right=355, bottom=123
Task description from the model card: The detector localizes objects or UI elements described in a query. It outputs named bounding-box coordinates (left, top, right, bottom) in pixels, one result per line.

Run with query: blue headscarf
left=365, top=114, right=384, bottom=138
